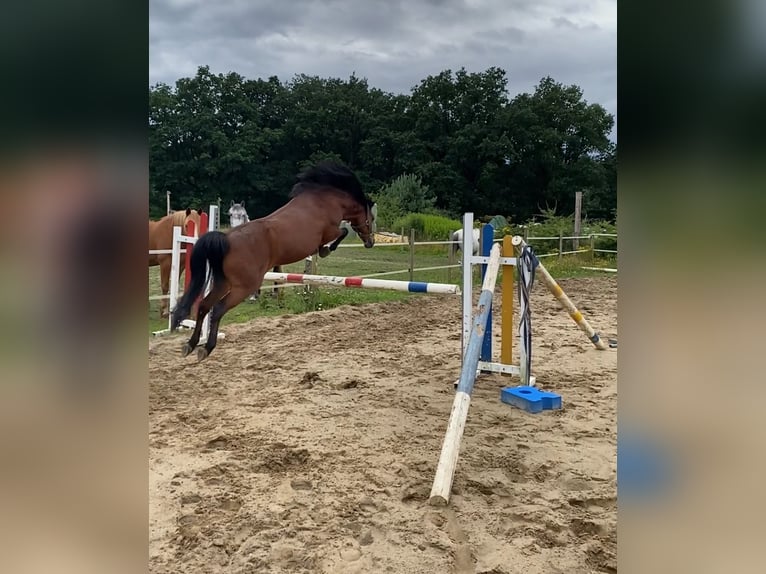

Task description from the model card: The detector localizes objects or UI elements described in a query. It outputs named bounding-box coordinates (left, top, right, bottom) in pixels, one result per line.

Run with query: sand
left=149, top=276, right=617, bottom=573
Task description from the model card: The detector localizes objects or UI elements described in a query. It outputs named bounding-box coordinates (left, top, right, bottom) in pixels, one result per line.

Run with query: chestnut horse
left=170, top=162, right=376, bottom=361
left=148, top=208, right=202, bottom=318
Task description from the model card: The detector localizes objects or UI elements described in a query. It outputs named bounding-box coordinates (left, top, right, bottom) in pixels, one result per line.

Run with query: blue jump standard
left=500, top=386, right=562, bottom=413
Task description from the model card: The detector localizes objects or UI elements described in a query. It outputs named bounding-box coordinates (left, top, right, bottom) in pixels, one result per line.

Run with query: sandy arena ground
left=149, top=276, right=617, bottom=573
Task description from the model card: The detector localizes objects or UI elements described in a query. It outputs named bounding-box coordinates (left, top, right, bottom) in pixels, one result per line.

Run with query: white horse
left=450, top=228, right=480, bottom=258
left=228, top=201, right=250, bottom=227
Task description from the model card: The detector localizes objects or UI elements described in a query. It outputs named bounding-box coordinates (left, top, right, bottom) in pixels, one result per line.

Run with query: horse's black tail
left=170, top=231, right=230, bottom=331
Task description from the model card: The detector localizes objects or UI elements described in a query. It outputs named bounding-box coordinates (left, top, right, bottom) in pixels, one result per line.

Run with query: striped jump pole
left=429, top=242, right=502, bottom=506
left=511, top=236, right=608, bottom=350
left=262, top=272, right=460, bottom=295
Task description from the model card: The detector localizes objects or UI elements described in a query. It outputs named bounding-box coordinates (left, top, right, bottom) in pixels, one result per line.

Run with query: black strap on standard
left=518, top=245, right=539, bottom=381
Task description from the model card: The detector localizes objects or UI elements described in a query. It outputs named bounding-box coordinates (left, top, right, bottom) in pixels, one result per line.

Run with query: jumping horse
left=228, top=200, right=284, bottom=300
left=171, top=161, right=376, bottom=361
left=148, top=208, right=202, bottom=318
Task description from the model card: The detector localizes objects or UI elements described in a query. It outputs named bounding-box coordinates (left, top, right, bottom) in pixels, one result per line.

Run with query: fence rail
left=149, top=227, right=618, bottom=304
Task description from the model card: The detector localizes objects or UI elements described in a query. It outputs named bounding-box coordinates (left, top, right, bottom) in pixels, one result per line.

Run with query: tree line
left=149, top=65, right=616, bottom=226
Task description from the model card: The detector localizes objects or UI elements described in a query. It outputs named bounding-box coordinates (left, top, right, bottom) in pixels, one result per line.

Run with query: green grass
left=148, top=237, right=616, bottom=335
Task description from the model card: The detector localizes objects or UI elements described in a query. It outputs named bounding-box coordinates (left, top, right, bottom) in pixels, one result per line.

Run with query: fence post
left=558, top=231, right=564, bottom=259
left=590, top=234, right=595, bottom=261
left=409, top=228, right=415, bottom=281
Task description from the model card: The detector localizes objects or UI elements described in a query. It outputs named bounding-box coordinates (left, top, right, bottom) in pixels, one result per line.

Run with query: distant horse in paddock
left=227, top=200, right=283, bottom=300
left=450, top=227, right=480, bottom=260
left=148, top=208, right=201, bottom=318
left=171, top=161, right=376, bottom=360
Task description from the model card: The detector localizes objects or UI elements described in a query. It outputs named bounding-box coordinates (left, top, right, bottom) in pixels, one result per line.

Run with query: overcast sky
left=150, top=0, right=616, bottom=140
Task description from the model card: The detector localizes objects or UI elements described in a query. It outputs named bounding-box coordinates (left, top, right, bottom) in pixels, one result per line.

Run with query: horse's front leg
left=319, top=227, right=349, bottom=258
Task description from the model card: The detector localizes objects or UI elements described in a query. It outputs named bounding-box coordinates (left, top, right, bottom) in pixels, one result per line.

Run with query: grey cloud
left=150, top=0, right=616, bottom=137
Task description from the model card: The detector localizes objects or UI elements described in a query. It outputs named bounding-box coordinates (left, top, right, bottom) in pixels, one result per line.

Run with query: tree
left=373, top=174, right=436, bottom=228
left=149, top=67, right=617, bottom=225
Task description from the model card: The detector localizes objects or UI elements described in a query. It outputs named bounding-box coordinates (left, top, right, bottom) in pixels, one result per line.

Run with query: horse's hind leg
left=181, top=281, right=228, bottom=357
left=197, top=285, right=253, bottom=361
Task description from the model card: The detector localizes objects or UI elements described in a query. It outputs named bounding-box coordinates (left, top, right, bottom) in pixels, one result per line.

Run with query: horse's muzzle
left=364, top=238, right=375, bottom=248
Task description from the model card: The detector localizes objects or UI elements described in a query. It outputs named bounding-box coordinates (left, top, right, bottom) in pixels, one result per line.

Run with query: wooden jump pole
left=511, top=236, right=608, bottom=350
left=429, top=242, right=502, bottom=506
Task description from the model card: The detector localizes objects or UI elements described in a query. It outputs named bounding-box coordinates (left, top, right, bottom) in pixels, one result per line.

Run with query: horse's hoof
left=197, top=348, right=209, bottom=362
left=318, top=246, right=331, bottom=258
left=181, top=343, right=193, bottom=357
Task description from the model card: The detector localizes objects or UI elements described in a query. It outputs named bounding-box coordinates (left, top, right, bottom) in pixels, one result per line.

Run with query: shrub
left=373, top=174, right=437, bottom=229
left=392, top=213, right=463, bottom=240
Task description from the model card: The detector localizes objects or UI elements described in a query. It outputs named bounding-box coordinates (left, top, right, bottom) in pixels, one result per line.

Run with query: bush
left=373, top=174, right=437, bottom=229
left=392, top=213, right=463, bottom=240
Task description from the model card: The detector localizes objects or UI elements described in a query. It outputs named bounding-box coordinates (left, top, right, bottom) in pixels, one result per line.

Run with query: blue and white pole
left=430, top=242, right=502, bottom=506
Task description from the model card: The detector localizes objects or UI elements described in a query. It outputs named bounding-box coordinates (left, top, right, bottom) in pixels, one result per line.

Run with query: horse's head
left=228, top=201, right=249, bottom=227
left=349, top=199, right=376, bottom=249
left=184, top=208, right=202, bottom=233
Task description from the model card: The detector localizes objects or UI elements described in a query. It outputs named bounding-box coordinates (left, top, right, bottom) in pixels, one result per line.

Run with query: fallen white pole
left=429, top=243, right=502, bottom=506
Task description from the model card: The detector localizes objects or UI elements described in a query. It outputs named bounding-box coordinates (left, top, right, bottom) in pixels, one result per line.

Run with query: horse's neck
left=287, top=192, right=347, bottom=224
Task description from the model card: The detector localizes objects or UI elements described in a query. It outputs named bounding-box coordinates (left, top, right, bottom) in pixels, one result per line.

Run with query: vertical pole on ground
left=209, top=205, right=219, bottom=232
left=590, top=234, right=595, bottom=262
left=461, top=213, right=473, bottom=363
left=408, top=228, right=415, bottom=282
left=166, top=190, right=171, bottom=215
left=501, top=235, right=514, bottom=371
left=558, top=231, right=563, bottom=259
left=479, top=224, right=494, bottom=364
left=447, top=232, right=454, bottom=283
left=168, top=226, right=182, bottom=331
left=574, top=191, right=582, bottom=250
left=184, top=220, right=195, bottom=291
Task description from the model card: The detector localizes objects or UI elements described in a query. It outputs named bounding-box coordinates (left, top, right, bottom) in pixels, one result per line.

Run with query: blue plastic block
left=500, top=386, right=562, bottom=413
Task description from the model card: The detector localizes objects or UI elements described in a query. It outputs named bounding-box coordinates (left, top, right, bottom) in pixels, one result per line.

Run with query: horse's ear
left=185, top=208, right=191, bottom=216
left=230, top=200, right=235, bottom=207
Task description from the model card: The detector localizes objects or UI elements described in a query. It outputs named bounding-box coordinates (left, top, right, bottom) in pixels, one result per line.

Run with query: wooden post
left=558, top=231, right=564, bottom=259
left=501, top=235, right=514, bottom=370
left=166, top=190, right=171, bottom=215
left=409, top=228, right=415, bottom=281
left=574, top=191, right=582, bottom=250
left=590, top=234, right=595, bottom=262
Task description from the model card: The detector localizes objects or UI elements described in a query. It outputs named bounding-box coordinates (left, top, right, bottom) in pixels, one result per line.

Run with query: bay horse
left=228, top=199, right=284, bottom=300
left=171, top=161, right=376, bottom=361
left=148, top=208, right=202, bottom=318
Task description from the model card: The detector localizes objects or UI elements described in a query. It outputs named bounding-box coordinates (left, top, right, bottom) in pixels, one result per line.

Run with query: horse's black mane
left=290, top=161, right=372, bottom=208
